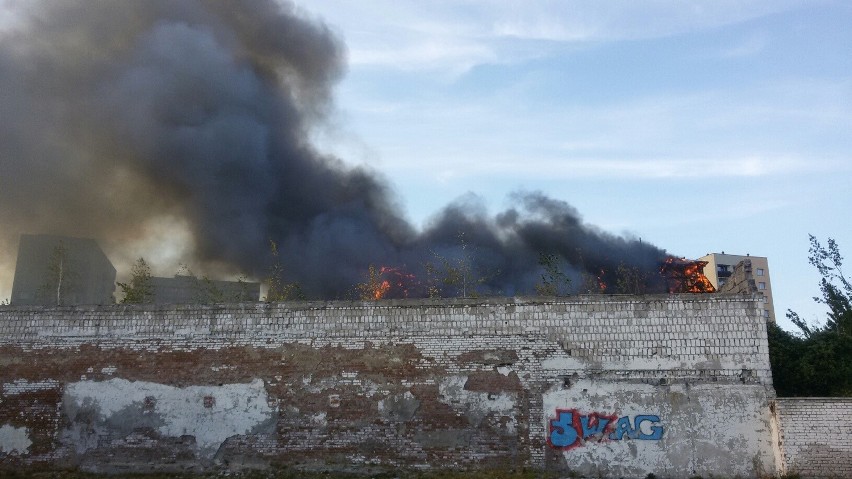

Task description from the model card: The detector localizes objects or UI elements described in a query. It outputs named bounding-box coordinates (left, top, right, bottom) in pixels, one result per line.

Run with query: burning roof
left=660, top=258, right=716, bottom=294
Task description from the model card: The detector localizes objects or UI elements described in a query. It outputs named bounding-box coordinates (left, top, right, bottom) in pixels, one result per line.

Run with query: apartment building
left=699, top=252, right=775, bottom=322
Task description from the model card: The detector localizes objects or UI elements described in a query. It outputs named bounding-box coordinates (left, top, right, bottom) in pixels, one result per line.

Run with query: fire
left=660, top=257, right=716, bottom=294
left=596, top=268, right=607, bottom=293
left=373, top=280, right=391, bottom=300
left=379, top=266, right=417, bottom=298
left=360, top=265, right=417, bottom=300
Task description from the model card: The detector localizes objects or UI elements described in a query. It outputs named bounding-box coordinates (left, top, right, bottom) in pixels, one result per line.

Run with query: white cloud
left=483, top=0, right=807, bottom=42
left=347, top=37, right=496, bottom=75
left=324, top=75, right=852, bottom=187
left=413, top=155, right=821, bottom=181
left=303, top=0, right=811, bottom=73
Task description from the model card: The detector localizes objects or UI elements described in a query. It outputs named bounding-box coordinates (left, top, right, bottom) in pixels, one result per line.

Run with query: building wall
left=700, top=253, right=775, bottom=322
left=10, top=234, right=116, bottom=306
left=776, top=398, right=852, bottom=478
left=0, top=296, right=780, bottom=477
left=150, top=275, right=261, bottom=304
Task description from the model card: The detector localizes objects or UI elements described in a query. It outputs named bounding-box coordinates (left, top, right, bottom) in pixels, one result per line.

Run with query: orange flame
left=596, top=268, right=607, bottom=293
left=660, top=257, right=716, bottom=293
left=379, top=266, right=416, bottom=298
left=362, top=265, right=417, bottom=300
left=373, top=280, right=391, bottom=300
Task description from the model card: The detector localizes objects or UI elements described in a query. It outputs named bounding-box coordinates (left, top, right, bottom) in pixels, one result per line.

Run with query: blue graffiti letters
left=633, top=415, right=664, bottom=440
left=549, top=410, right=579, bottom=448
left=549, top=409, right=664, bottom=449
left=608, top=416, right=633, bottom=440
left=580, top=414, right=611, bottom=439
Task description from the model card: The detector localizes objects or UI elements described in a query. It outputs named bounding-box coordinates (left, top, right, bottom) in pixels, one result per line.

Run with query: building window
left=756, top=268, right=765, bottom=276
left=758, top=282, right=766, bottom=290
left=763, top=310, right=770, bottom=318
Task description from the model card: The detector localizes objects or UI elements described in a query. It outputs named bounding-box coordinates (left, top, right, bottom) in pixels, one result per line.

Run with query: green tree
left=768, top=235, right=852, bottom=397
left=423, top=253, right=464, bottom=298
left=357, top=264, right=389, bottom=300
left=615, top=262, right=649, bottom=295
left=578, top=269, right=607, bottom=294
left=118, top=257, right=154, bottom=304
left=195, top=276, right=225, bottom=303
left=264, top=240, right=304, bottom=301
left=175, top=264, right=253, bottom=304
left=574, top=249, right=606, bottom=294
left=534, top=253, right=571, bottom=296
left=796, top=235, right=851, bottom=335
left=423, top=232, right=495, bottom=298
left=230, top=274, right=254, bottom=302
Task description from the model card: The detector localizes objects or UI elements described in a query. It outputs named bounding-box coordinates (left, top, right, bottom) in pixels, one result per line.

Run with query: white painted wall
left=63, top=378, right=275, bottom=457
left=543, top=380, right=777, bottom=478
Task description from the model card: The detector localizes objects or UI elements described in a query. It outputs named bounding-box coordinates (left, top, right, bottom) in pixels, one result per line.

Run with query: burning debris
left=358, top=266, right=417, bottom=300
left=660, top=258, right=716, bottom=294
left=594, top=268, right=608, bottom=294
left=376, top=267, right=417, bottom=299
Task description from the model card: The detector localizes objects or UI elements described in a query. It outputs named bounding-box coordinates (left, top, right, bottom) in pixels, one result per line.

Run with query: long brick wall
left=0, top=295, right=781, bottom=477
left=776, top=398, right=852, bottom=478
left=0, top=295, right=772, bottom=377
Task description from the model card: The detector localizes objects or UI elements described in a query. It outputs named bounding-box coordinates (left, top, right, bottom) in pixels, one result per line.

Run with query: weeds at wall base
left=0, top=467, right=561, bottom=479
left=682, top=474, right=803, bottom=479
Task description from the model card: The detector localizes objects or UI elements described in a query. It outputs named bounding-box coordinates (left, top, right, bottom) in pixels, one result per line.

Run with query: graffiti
left=549, top=409, right=663, bottom=449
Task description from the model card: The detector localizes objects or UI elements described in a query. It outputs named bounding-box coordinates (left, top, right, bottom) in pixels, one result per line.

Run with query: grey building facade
left=150, top=275, right=260, bottom=304
left=11, top=234, right=116, bottom=306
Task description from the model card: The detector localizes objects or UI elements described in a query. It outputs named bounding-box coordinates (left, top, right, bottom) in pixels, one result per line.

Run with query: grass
left=0, top=468, right=560, bottom=479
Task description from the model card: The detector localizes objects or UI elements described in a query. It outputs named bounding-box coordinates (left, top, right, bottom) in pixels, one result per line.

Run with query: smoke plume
left=0, top=0, right=668, bottom=299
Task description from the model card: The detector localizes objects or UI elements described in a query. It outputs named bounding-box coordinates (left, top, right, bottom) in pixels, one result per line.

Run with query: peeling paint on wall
left=439, top=375, right=518, bottom=433
left=0, top=424, right=31, bottom=455
left=542, top=379, right=776, bottom=478
left=0, top=296, right=796, bottom=477
left=62, top=378, right=275, bottom=457
left=378, top=391, right=420, bottom=422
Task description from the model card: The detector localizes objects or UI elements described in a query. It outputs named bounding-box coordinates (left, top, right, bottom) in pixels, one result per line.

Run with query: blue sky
left=300, top=0, right=852, bottom=331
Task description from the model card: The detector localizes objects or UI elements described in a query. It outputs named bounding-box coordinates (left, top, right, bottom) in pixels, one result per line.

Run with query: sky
left=0, top=1, right=849, bottom=332
left=296, top=0, right=852, bottom=331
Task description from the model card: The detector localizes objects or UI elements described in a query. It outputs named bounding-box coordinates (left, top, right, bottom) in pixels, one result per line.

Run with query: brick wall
left=0, top=295, right=780, bottom=477
left=776, top=398, right=852, bottom=478
left=0, top=295, right=772, bottom=378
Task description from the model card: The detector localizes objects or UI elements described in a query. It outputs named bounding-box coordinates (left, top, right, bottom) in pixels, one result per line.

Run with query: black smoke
left=0, top=0, right=668, bottom=299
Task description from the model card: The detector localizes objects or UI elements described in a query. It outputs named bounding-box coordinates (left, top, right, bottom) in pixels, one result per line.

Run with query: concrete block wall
left=0, top=295, right=772, bottom=380
left=776, top=398, right=852, bottom=478
left=0, top=295, right=779, bottom=477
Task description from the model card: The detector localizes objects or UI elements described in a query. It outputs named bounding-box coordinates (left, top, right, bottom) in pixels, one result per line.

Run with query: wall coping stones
left=0, top=294, right=771, bottom=382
